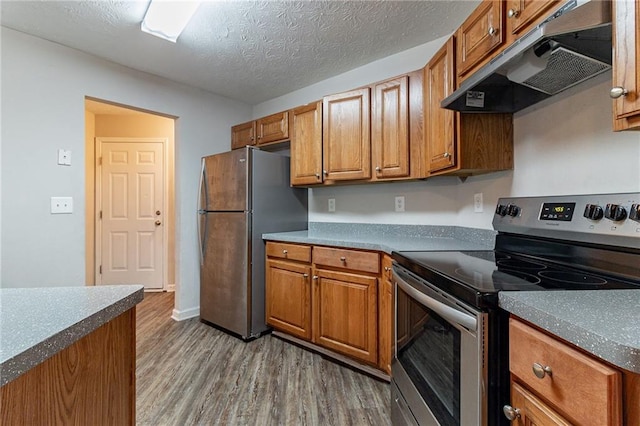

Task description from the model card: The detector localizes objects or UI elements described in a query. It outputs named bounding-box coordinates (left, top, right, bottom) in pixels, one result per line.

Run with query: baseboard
left=171, top=306, right=199, bottom=321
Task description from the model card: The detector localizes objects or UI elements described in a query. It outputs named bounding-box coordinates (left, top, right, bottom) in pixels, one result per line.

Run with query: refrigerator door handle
left=198, top=159, right=206, bottom=264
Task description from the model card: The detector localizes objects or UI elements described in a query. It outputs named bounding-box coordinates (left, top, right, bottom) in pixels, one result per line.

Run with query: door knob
left=610, top=87, right=629, bottom=99
left=155, top=220, right=162, bottom=226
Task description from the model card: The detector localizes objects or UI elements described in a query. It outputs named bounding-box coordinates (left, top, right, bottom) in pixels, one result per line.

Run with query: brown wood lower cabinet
left=313, top=268, right=378, bottom=365
left=1, top=309, right=136, bottom=425
left=265, top=241, right=389, bottom=374
left=508, top=318, right=625, bottom=426
left=265, top=259, right=312, bottom=340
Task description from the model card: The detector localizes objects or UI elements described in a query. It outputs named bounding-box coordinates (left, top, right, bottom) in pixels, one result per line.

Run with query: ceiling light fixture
left=141, top=0, right=201, bottom=43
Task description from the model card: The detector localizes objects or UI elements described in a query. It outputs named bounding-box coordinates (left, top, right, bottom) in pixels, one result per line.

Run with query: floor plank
left=136, top=292, right=391, bottom=425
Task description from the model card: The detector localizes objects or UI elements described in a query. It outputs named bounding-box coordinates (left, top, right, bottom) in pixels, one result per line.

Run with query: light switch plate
left=58, top=149, right=71, bottom=166
left=328, top=198, right=336, bottom=212
left=395, top=196, right=405, bottom=212
left=51, top=197, right=73, bottom=214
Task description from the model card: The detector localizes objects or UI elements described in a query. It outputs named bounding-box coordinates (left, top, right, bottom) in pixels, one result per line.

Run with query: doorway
left=85, top=98, right=176, bottom=291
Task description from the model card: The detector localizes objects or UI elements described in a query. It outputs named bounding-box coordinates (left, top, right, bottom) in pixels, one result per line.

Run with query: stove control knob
left=506, top=204, right=520, bottom=217
left=583, top=204, right=604, bottom=220
left=495, top=204, right=508, bottom=216
left=630, top=204, right=640, bottom=222
left=604, top=204, right=627, bottom=221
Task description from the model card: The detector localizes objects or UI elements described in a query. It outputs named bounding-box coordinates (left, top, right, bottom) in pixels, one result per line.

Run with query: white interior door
left=97, top=139, right=165, bottom=289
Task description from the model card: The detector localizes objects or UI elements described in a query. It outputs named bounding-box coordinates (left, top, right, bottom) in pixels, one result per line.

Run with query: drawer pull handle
left=503, top=405, right=521, bottom=421
left=340, top=256, right=346, bottom=262
left=532, top=363, right=552, bottom=379
left=283, top=250, right=288, bottom=255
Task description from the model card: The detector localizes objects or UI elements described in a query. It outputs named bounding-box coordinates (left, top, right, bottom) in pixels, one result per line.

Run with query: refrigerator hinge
left=99, top=265, right=102, bottom=274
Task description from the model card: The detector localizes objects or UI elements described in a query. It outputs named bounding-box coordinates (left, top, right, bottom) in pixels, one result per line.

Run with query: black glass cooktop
left=392, top=250, right=640, bottom=309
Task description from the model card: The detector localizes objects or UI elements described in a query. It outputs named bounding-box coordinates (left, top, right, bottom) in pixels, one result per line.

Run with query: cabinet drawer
left=509, top=319, right=622, bottom=426
left=313, top=246, right=379, bottom=274
left=266, top=242, right=311, bottom=263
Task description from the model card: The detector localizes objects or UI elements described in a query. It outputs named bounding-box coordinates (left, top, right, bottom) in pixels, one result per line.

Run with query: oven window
left=397, top=287, right=461, bottom=426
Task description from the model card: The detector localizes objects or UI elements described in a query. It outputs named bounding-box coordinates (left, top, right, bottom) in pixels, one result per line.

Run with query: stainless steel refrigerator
left=197, top=147, right=307, bottom=339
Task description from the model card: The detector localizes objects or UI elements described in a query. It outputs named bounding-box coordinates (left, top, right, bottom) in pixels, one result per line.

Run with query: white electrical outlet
left=51, top=197, right=73, bottom=214
left=474, top=193, right=483, bottom=213
left=395, top=196, right=405, bottom=212
left=328, top=198, right=336, bottom=212
left=57, top=149, right=71, bottom=166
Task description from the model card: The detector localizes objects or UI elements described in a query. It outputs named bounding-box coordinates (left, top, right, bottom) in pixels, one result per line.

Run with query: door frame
left=94, top=137, right=169, bottom=289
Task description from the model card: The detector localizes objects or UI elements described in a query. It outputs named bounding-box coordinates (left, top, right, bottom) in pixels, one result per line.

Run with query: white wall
left=254, top=41, right=640, bottom=231
left=0, top=28, right=252, bottom=319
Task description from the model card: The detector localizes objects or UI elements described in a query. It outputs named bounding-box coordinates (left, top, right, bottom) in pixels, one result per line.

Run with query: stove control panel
left=493, top=193, right=640, bottom=249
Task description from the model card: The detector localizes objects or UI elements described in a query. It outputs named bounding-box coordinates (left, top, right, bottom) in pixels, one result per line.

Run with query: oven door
left=392, top=264, right=487, bottom=426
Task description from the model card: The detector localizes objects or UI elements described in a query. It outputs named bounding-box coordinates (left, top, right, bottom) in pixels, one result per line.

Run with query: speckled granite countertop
left=500, top=290, right=640, bottom=374
left=0, top=285, right=144, bottom=386
left=263, top=222, right=496, bottom=253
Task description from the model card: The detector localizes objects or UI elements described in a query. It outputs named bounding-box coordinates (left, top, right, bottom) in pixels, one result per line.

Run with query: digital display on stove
left=539, top=202, right=575, bottom=221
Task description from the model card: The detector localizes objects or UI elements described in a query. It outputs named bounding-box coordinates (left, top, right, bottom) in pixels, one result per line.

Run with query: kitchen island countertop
left=263, top=222, right=496, bottom=253
left=499, top=290, right=640, bottom=374
left=0, top=285, right=143, bottom=386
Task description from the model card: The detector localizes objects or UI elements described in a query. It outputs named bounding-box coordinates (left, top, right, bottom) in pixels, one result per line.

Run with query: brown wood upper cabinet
left=505, top=0, right=563, bottom=44
left=371, top=76, right=410, bottom=179
left=231, top=110, right=289, bottom=150
left=256, top=111, right=289, bottom=144
left=457, top=0, right=505, bottom=83
left=290, top=101, right=323, bottom=185
left=612, top=0, right=640, bottom=131
left=322, top=88, right=371, bottom=182
left=231, top=120, right=256, bottom=150
left=425, top=36, right=513, bottom=177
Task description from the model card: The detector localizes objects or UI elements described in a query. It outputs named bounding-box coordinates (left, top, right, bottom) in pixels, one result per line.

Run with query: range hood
left=441, top=0, right=612, bottom=113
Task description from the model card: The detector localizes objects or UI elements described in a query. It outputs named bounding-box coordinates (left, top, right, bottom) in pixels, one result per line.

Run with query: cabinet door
left=425, top=37, right=456, bottom=173
left=322, top=88, right=371, bottom=181
left=266, top=259, right=312, bottom=340
left=231, top=120, right=256, bottom=150
left=290, top=102, right=323, bottom=185
left=509, top=382, right=572, bottom=426
left=612, top=0, right=640, bottom=131
left=372, top=76, right=410, bottom=180
left=256, top=111, right=289, bottom=144
left=505, top=0, right=562, bottom=44
left=457, top=0, right=504, bottom=81
left=312, top=268, right=378, bottom=365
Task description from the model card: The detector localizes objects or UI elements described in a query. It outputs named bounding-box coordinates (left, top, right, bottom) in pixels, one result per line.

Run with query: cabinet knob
left=503, top=405, right=521, bottom=421
left=315, top=173, right=320, bottom=179
left=283, top=249, right=288, bottom=255
left=488, top=26, right=497, bottom=36
left=507, top=8, right=519, bottom=18
left=303, top=273, right=309, bottom=278
left=312, top=275, right=319, bottom=280
left=532, top=362, right=553, bottom=379
left=384, top=266, right=391, bottom=272
left=155, top=220, right=162, bottom=226
left=610, top=86, right=629, bottom=99
left=156, top=210, right=161, bottom=216
left=323, top=170, right=328, bottom=176
left=340, top=256, right=346, bottom=262
left=375, top=166, right=381, bottom=172
left=443, top=152, right=450, bottom=158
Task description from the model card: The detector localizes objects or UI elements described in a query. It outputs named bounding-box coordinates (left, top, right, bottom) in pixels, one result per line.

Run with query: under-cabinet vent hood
left=442, top=0, right=612, bottom=113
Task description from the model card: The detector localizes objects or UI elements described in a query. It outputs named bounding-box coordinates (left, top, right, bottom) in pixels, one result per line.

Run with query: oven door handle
left=395, top=272, right=477, bottom=331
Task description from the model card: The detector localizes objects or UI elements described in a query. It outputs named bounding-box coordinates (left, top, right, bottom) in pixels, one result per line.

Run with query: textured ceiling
left=1, top=1, right=479, bottom=105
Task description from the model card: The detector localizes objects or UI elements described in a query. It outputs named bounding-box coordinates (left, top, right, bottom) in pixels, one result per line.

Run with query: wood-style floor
left=136, top=292, right=391, bottom=425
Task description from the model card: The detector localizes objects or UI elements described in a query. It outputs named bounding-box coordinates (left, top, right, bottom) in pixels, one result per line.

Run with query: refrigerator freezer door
left=200, top=211, right=251, bottom=337
left=202, top=148, right=249, bottom=212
